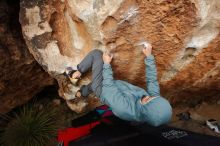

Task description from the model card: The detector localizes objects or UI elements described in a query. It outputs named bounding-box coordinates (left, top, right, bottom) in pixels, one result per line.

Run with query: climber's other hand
left=142, top=43, right=152, bottom=57
left=103, top=52, right=113, bottom=64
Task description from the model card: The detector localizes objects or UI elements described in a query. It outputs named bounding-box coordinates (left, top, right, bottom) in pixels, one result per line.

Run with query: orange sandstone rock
left=19, top=0, right=220, bottom=112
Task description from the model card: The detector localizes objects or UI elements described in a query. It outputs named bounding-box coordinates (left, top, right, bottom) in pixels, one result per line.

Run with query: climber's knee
left=92, top=49, right=102, bottom=55
left=91, top=49, right=103, bottom=58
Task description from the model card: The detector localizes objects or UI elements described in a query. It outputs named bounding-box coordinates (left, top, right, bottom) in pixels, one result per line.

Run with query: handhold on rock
left=135, top=40, right=151, bottom=48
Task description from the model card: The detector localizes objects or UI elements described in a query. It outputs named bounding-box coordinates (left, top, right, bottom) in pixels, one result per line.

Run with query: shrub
left=0, top=104, right=60, bottom=146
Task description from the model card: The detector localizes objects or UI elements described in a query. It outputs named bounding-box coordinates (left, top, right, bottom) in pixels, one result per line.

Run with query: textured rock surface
left=19, top=0, right=220, bottom=112
left=0, top=0, right=54, bottom=114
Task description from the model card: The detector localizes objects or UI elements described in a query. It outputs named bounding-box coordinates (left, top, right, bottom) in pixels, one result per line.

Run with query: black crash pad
left=69, top=116, right=220, bottom=146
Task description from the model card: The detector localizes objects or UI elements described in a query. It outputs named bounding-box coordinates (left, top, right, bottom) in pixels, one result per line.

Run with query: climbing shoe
left=64, top=67, right=80, bottom=85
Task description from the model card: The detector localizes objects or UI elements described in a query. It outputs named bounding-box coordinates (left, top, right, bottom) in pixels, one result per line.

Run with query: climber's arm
left=142, top=42, right=160, bottom=97
left=102, top=63, right=125, bottom=96
left=102, top=52, right=123, bottom=92
left=102, top=56, right=126, bottom=106
left=102, top=63, right=115, bottom=87
left=145, top=55, right=160, bottom=96
left=102, top=52, right=114, bottom=87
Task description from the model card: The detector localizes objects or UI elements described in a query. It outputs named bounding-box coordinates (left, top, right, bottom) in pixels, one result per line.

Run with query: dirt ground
left=170, top=102, right=220, bottom=137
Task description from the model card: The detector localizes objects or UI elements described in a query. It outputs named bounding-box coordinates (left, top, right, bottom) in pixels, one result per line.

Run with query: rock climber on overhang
left=65, top=42, right=172, bottom=127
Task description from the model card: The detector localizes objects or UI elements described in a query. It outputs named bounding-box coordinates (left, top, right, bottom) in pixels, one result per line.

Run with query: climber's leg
left=77, top=49, right=103, bottom=98
left=79, top=83, right=93, bottom=97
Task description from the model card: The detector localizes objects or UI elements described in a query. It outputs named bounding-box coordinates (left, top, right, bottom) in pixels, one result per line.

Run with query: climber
left=67, top=43, right=172, bottom=127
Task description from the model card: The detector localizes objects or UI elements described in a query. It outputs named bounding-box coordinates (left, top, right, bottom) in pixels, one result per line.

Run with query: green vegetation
left=0, top=104, right=61, bottom=146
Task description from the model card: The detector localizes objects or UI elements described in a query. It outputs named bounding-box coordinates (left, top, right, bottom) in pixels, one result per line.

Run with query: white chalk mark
left=118, top=6, right=139, bottom=25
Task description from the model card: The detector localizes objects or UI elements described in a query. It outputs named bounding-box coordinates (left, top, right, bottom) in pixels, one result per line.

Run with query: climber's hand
left=142, top=43, right=152, bottom=57
left=71, top=71, right=81, bottom=79
left=103, top=52, right=113, bottom=64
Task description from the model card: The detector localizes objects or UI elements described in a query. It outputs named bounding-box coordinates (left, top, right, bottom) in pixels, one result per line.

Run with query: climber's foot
left=70, top=70, right=81, bottom=85
left=64, top=67, right=76, bottom=78
left=75, top=90, right=82, bottom=98
left=71, top=70, right=82, bottom=79
left=64, top=67, right=81, bottom=85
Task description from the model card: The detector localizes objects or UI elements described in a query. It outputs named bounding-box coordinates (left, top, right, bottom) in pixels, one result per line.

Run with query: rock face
left=19, top=0, right=220, bottom=112
left=0, top=0, right=54, bottom=114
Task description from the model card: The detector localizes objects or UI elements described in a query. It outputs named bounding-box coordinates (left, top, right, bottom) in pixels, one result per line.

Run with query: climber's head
left=138, top=96, right=172, bottom=127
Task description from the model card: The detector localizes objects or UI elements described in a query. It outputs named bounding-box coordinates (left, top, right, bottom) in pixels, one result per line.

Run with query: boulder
left=0, top=0, right=54, bottom=114
left=19, top=0, right=220, bottom=112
